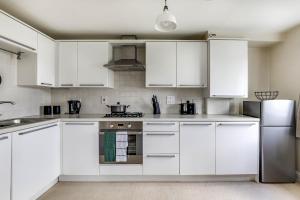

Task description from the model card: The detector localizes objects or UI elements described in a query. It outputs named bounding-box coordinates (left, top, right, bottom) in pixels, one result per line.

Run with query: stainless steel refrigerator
left=243, top=100, right=296, bottom=183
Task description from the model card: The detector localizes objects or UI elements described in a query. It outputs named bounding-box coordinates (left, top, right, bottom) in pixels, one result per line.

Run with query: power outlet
left=166, top=96, right=175, bottom=105
left=101, top=96, right=108, bottom=104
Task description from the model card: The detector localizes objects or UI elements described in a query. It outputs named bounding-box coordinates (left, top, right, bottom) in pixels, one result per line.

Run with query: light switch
left=166, top=96, right=175, bottom=105
left=101, top=96, right=108, bottom=104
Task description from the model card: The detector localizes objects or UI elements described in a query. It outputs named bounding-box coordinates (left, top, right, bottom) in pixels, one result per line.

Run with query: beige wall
left=269, top=25, right=300, bottom=171
left=0, top=52, right=51, bottom=120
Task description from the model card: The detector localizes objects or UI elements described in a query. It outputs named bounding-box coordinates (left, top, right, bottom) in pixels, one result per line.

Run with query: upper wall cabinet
left=207, top=39, right=248, bottom=98
left=0, top=11, right=37, bottom=50
left=17, top=33, right=56, bottom=87
left=77, top=42, right=113, bottom=87
left=58, top=41, right=114, bottom=88
left=177, top=42, right=207, bottom=88
left=146, top=42, right=177, bottom=87
left=58, top=42, right=78, bottom=87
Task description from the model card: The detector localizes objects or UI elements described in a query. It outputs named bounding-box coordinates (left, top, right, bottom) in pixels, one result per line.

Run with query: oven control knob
left=110, top=124, right=114, bottom=128
left=127, top=124, right=132, bottom=128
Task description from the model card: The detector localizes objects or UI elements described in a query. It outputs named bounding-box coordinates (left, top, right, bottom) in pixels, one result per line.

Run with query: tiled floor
left=38, top=182, right=300, bottom=200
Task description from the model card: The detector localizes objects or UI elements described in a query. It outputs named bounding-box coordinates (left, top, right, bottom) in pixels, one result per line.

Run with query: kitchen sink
left=0, top=118, right=53, bottom=129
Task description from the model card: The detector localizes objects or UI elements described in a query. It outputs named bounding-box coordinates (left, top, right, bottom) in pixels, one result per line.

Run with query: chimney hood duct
left=104, top=45, right=145, bottom=71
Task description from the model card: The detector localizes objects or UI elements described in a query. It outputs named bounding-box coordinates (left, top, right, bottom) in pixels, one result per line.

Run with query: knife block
left=153, top=102, right=161, bottom=115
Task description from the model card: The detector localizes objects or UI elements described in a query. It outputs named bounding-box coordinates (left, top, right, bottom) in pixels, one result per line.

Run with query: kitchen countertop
left=0, top=114, right=259, bottom=135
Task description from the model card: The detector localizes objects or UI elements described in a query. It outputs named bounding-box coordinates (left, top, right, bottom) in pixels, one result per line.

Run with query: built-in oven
left=99, top=121, right=143, bottom=164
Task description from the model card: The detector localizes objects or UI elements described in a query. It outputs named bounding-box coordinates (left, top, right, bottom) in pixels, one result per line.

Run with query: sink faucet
left=0, top=101, right=16, bottom=105
left=0, top=101, right=16, bottom=116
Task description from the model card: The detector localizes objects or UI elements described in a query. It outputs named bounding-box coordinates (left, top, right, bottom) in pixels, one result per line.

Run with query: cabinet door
left=177, top=42, right=207, bottom=87
left=58, top=42, right=78, bottom=87
left=143, top=154, right=179, bottom=175
left=0, top=134, right=11, bottom=200
left=62, top=122, right=99, bottom=175
left=37, top=33, right=56, bottom=87
left=209, top=40, right=248, bottom=97
left=216, top=122, right=259, bottom=175
left=12, top=123, right=60, bottom=200
left=180, top=122, right=215, bottom=175
left=0, top=11, right=38, bottom=50
left=146, top=42, right=176, bottom=87
left=78, top=42, right=113, bottom=87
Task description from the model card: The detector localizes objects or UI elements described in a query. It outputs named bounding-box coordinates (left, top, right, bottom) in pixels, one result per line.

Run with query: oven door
left=99, top=131, right=143, bottom=164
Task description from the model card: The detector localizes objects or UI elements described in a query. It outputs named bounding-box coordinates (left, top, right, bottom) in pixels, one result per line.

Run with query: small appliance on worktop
left=180, top=100, right=196, bottom=115
left=67, top=100, right=81, bottom=114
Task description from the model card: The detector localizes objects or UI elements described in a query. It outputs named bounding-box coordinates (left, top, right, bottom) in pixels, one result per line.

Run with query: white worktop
left=0, top=114, right=259, bottom=135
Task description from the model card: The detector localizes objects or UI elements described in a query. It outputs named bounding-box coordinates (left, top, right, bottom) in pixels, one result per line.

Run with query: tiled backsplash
left=51, top=71, right=206, bottom=114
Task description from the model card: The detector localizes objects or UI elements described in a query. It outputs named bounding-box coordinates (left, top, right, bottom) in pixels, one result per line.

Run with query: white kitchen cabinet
left=143, top=121, right=179, bottom=175
left=208, top=39, right=248, bottom=98
left=12, top=123, right=60, bottom=200
left=37, top=33, right=56, bottom=86
left=0, top=134, right=11, bottom=200
left=177, top=42, right=207, bottom=88
left=17, top=33, right=56, bottom=87
left=144, top=131, right=179, bottom=154
left=58, top=42, right=78, bottom=87
left=180, top=122, right=216, bottom=175
left=143, top=154, right=179, bottom=175
left=146, top=42, right=177, bottom=87
left=216, top=122, right=259, bottom=175
left=0, top=11, right=38, bottom=50
left=62, top=122, right=99, bottom=175
left=78, top=42, right=113, bottom=87
left=144, top=122, right=179, bottom=132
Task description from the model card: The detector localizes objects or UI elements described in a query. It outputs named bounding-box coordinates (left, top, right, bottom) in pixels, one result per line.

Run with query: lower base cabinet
left=12, top=123, right=60, bottom=200
left=62, top=122, right=99, bottom=175
left=143, top=154, right=179, bottom=175
left=216, top=122, right=259, bottom=175
left=0, top=134, right=11, bottom=200
left=180, top=122, right=216, bottom=175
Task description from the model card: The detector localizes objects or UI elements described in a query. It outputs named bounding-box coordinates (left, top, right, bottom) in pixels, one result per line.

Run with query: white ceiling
left=1, top=0, right=300, bottom=41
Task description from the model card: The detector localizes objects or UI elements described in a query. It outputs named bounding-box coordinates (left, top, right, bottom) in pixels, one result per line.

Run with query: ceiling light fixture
left=155, top=0, right=177, bottom=32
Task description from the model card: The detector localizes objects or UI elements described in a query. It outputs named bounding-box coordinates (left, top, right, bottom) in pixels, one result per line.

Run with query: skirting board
left=59, top=175, right=258, bottom=182
left=31, top=178, right=58, bottom=200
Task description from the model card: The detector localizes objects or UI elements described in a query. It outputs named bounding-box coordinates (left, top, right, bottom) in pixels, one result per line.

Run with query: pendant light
left=155, top=0, right=177, bottom=32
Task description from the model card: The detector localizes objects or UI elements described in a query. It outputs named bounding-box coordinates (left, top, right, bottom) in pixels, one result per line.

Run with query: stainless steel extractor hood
left=104, top=45, right=145, bottom=71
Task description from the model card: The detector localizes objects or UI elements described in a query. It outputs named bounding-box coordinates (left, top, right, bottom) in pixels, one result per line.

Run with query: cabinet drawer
left=143, top=132, right=179, bottom=154
left=143, top=122, right=179, bottom=132
left=143, top=154, right=179, bottom=175
left=100, top=164, right=142, bottom=175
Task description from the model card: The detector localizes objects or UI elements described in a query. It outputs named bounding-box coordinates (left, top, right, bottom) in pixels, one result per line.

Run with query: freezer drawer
left=260, top=127, right=296, bottom=183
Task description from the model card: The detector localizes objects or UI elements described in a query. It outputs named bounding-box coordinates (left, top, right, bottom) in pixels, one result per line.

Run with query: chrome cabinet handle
left=40, top=82, right=53, bottom=86
left=79, top=84, right=105, bottom=87
left=65, top=122, right=95, bottom=126
left=60, top=83, right=73, bottom=87
left=19, top=124, right=58, bottom=136
left=181, top=123, right=212, bottom=126
left=217, top=123, right=256, bottom=126
left=0, top=136, right=8, bottom=141
left=146, top=154, right=176, bottom=158
left=146, top=133, right=176, bottom=136
left=148, top=84, right=173, bottom=87
left=179, top=84, right=201, bottom=87
left=100, top=131, right=142, bottom=135
left=146, top=122, right=176, bottom=126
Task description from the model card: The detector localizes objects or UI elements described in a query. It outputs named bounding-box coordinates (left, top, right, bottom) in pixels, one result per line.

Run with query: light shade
left=155, top=10, right=177, bottom=32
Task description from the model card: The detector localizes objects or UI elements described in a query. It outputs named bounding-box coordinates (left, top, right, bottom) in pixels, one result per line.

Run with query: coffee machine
left=180, top=101, right=196, bottom=115
left=68, top=100, right=81, bottom=114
